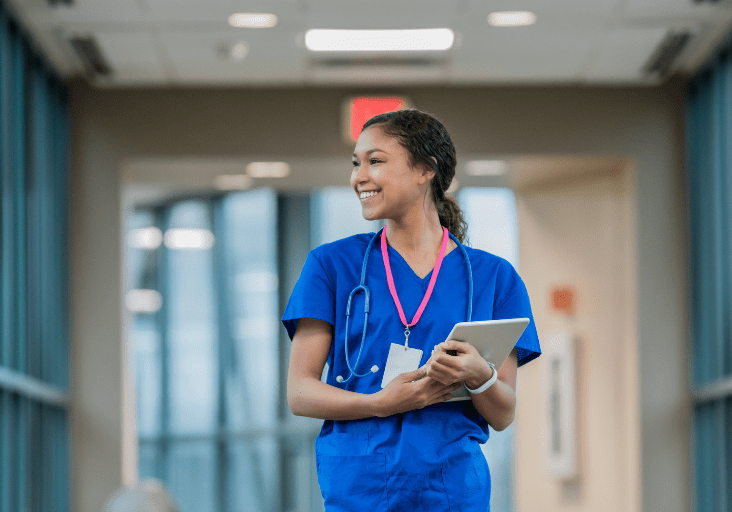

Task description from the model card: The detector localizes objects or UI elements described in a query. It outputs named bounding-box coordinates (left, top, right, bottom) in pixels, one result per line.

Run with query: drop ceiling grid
left=95, top=31, right=169, bottom=84
left=158, top=30, right=306, bottom=84
left=580, top=27, right=669, bottom=81
left=140, top=0, right=301, bottom=22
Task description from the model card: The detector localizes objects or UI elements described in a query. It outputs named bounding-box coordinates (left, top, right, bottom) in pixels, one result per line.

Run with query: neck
left=385, top=200, right=444, bottom=259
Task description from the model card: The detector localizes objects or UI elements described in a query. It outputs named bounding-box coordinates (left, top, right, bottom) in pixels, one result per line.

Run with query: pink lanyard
left=380, top=225, right=450, bottom=348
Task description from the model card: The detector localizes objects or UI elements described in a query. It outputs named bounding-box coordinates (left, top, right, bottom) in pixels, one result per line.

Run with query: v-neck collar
left=385, top=243, right=459, bottom=286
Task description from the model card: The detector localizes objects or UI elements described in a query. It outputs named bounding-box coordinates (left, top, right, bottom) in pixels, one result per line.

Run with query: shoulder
left=461, top=245, right=517, bottom=278
left=309, top=232, right=377, bottom=265
left=461, top=246, right=524, bottom=298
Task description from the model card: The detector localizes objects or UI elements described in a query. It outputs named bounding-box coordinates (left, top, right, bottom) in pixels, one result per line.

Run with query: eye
left=351, top=160, right=359, bottom=169
left=370, top=158, right=381, bottom=165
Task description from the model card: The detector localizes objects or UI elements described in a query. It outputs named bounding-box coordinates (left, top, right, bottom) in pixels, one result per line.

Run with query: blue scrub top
left=282, top=232, right=541, bottom=512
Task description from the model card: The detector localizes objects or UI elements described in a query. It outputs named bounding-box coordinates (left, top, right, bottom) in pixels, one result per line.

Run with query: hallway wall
left=516, top=167, right=640, bottom=512
left=69, top=81, right=688, bottom=512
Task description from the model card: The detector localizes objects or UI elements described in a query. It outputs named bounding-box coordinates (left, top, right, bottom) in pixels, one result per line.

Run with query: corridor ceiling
left=6, top=0, right=732, bottom=87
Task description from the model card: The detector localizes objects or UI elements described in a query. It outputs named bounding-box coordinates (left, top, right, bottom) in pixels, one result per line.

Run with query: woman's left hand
left=425, top=340, right=493, bottom=388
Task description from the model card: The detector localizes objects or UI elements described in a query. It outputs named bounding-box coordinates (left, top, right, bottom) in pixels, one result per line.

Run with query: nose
left=353, top=161, right=369, bottom=184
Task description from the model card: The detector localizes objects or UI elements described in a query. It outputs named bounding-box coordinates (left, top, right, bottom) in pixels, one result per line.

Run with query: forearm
left=467, top=368, right=516, bottom=431
left=288, top=376, right=381, bottom=420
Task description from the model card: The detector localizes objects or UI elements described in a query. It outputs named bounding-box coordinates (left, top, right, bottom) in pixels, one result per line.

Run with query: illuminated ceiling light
left=246, top=162, right=290, bottom=178
left=213, top=174, right=252, bottom=190
left=228, top=13, right=278, bottom=28
left=163, top=228, right=215, bottom=250
left=466, top=160, right=508, bottom=176
left=127, top=227, right=163, bottom=249
left=305, top=28, right=455, bottom=52
left=126, top=289, right=162, bottom=313
left=488, top=11, right=537, bottom=27
left=230, top=42, right=249, bottom=60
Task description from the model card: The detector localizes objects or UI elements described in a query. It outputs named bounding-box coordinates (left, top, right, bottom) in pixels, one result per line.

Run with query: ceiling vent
left=47, top=0, right=73, bottom=5
left=69, top=36, right=113, bottom=77
left=643, top=31, right=692, bottom=77
left=312, top=56, right=446, bottom=69
left=691, top=0, right=724, bottom=3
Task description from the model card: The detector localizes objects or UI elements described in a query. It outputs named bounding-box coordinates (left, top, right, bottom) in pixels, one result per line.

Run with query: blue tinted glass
left=166, top=201, right=217, bottom=435
left=459, top=187, right=518, bottom=512
left=167, top=441, right=216, bottom=512
left=222, top=190, right=278, bottom=430
left=227, top=438, right=278, bottom=512
left=458, top=187, right=518, bottom=267
left=138, top=442, right=158, bottom=481
left=312, top=187, right=384, bottom=246
left=133, top=316, right=161, bottom=437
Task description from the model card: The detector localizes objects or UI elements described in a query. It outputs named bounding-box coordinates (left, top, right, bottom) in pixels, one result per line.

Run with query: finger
left=425, top=366, right=451, bottom=386
left=402, top=367, right=427, bottom=382
left=430, top=360, right=460, bottom=382
left=434, top=352, right=463, bottom=370
left=439, top=339, right=471, bottom=354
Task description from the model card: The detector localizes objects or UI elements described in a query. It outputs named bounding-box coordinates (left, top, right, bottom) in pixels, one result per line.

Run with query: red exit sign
left=344, top=96, right=409, bottom=143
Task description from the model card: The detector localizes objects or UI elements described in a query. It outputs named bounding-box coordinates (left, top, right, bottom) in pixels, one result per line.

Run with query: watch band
left=465, top=362, right=497, bottom=394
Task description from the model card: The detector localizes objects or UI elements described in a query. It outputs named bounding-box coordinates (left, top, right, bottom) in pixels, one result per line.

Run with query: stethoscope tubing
left=338, top=227, right=473, bottom=384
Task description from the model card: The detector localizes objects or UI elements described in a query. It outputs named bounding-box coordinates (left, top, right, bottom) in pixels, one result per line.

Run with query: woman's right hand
left=372, top=367, right=462, bottom=417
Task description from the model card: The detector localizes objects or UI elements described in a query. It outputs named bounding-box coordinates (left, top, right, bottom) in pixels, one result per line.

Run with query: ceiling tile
left=158, top=30, right=306, bottom=84
left=581, top=27, right=669, bottom=82
left=95, top=32, right=168, bottom=84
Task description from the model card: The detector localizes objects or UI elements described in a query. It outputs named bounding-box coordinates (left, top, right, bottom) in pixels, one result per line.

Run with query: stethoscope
left=336, top=227, right=474, bottom=384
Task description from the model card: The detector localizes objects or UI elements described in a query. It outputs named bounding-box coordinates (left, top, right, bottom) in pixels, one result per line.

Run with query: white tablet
left=442, top=318, right=530, bottom=401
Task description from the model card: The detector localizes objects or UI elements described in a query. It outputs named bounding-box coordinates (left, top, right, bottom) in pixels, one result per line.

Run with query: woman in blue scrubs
left=283, top=109, right=541, bottom=511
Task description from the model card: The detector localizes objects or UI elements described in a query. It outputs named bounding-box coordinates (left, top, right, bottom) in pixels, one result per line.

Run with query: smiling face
left=351, top=125, right=435, bottom=222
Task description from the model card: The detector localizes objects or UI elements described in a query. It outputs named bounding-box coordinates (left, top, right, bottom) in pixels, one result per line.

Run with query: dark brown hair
left=362, top=109, right=468, bottom=244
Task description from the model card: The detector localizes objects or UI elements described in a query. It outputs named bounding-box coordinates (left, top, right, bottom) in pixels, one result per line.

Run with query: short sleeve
left=281, top=252, right=336, bottom=341
left=493, top=274, right=541, bottom=367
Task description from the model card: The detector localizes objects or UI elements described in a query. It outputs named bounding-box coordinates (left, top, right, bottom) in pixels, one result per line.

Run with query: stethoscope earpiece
left=336, top=375, right=344, bottom=383
left=371, top=365, right=379, bottom=373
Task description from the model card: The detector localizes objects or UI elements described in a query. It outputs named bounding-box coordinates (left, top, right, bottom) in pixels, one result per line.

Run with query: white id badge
left=381, top=343, right=424, bottom=388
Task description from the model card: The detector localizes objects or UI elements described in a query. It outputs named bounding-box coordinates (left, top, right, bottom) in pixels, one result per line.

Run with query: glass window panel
left=458, top=187, right=518, bottom=267
left=222, top=190, right=278, bottom=430
left=459, top=187, right=518, bottom=512
left=138, top=442, right=159, bottom=481
left=227, top=438, right=278, bottom=512
left=167, top=441, right=216, bottom=512
left=282, top=435, right=323, bottom=512
left=312, top=187, right=384, bottom=246
left=125, top=211, right=162, bottom=438
left=132, top=316, right=162, bottom=438
left=166, top=201, right=217, bottom=435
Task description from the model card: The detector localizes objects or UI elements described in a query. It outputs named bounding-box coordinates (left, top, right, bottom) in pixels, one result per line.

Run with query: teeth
left=360, top=191, right=379, bottom=199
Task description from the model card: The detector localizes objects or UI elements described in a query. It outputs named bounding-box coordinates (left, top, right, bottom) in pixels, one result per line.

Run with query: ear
left=418, top=157, right=437, bottom=184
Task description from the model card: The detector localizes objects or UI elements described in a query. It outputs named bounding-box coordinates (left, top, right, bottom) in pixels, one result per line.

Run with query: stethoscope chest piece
left=336, top=228, right=473, bottom=385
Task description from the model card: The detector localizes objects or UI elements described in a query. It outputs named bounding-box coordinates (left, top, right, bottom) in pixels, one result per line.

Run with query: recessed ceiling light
left=213, top=174, right=252, bottom=190
left=305, top=29, right=455, bottom=52
left=228, top=13, right=278, bottom=28
left=163, top=229, right=215, bottom=250
left=488, top=11, right=537, bottom=27
left=126, top=289, right=162, bottom=313
left=127, top=227, right=163, bottom=249
left=466, top=160, right=508, bottom=176
left=230, top=42, right=249, bottom=60
left=246, top=162, right=290, bottom=178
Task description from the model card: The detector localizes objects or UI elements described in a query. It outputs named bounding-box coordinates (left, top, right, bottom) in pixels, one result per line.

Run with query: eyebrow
left=352, top=149, right=387, bottom=158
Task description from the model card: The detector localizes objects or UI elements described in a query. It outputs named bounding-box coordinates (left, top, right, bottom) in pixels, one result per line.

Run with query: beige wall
left=515, top=166, right=640, bottom=512
left=69, top=80, right=688, bottom=512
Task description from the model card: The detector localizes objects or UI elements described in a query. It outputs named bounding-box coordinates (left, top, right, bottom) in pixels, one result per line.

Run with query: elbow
left=488, top=408, right=515, bottom=432
left=287, top=378, right=309, bottom=417
left=287, top=389, right=304, bottom=417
